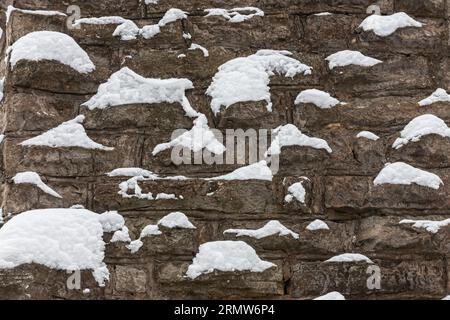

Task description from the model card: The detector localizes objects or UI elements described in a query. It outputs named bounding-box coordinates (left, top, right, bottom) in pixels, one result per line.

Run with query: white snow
left=114, top=8, right=187, bottom=41
left=374, top=162, right=443, bottom=190
left=158, top=212, right=196, bottom=229
left=284, top=181, right=306, bottom=204
left=186, top=241, right=276, bottom=279
left=204, top=7, right=264, bottom=23
left=295, top=89, right=341, bottom=109
left=314, top=292, right=345, bottom=300
left=189, top=43, right=209, bottom=57
left=419, top=89, right=450, bottom=107
left=0, top=77, right=4, bottom=102
left=392, top=114, right=450, bottom=149
left=356, top=131, right=380, bottom=141
left=207, top=50, right=312, bottom=115
left=209, top=161, right=273, bottom=181
left=0, top=134, right=4, bottom=144
left=6, top=6, right=66, bottom=23
left=152, top=114, right=225, bottom=155
left=108, top=167, right=156, bottom=178
left=314, top=12, right=333, bottom=16
left=118, top=176, right=182, bottom=200
left=442, top=295, right=450, bottom=300
left=73, top=16, right=128, bottom=27
left=13, top=171, right=62, bottom=198
left=399, top=218, right=450, bottom=234
left=306, top=219, right=330, bottom=231
left=359, top=12, right=422, bottom=37
left=326, top=50, right=382, bottom=70
left=82, top=67, right=198, bottom=117
left=224, top=220, right=299, bottom=240
left=145, top=0, right=159, bottom=4
left=110, top=226, right=131, bottom=243
left=9, top=31, right=95, bottom=74
left=324, top=253, right=373, bottom=264
left=20, top=115, right=113, bottom=151
left=0, top=208, right=124, bottom=286
left=127, top=224, right=162, bottom=253
left=266, top=124, right=332, bottom=156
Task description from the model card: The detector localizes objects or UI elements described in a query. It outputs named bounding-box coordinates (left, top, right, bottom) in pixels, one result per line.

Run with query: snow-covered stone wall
left=0, top=0, right=450, bottom=300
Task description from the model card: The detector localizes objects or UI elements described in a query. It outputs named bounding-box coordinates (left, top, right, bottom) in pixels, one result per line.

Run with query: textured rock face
left=0, top=0, right=450, bottom=300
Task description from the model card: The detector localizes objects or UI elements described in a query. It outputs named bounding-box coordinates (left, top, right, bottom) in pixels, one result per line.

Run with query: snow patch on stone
left=295, top=89, right=341, bottom=109
left=9, top=31, right=95, bottom=74
left=207, top=50, right=312, bottom=115
left=400, top=218, right=450, bottom=234
left=204, top=7, right=264, bottom=23
left=13, top=171, right=62, bottom=198
left=314, top=292, right=345, bottom=300
left=374, top=162, right=443, bottom=190
left=356, top=131, right=380, bottom=141
left=158, top=212, right=196, bottom=229
left=419, top=89, right=450, bottom=107
left=224, top=220, right=299, bottom=240
left=306, top=219, right=330, bottom=231
left=359, top=12, right=422, bottom=37
left=326, top=50, right=382, bottom=70
left=209, top=161, right=273, bottom=181
left=189, top=43, right=209, bottom=57
left=325, top=253, right=373, bottom=264
left=186, top=241, right=276, bottom=279
left=284, top=181, right=306, bottom=204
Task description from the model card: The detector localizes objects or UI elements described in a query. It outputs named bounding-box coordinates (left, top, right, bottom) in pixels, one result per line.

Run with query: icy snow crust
left=186, top=241, right=276, bottom=279
left=207, top=50, right=312, bottom=115
left=392, top=114, right=450, bottom=149
left=267, top=124, right=332, bottom=156
left=204, top=7, right=264, bottom=23
left=20, top=115, right=113, bottom=150
left=326, top=50, right=382, bottom=70
left=374, top=162, right=443, bottom=190
left=0, top=209, right=124, bottom=286
left=13, top=171, right=62, bottom=198
left=224, top=220, right=299, bottom=239
left=83, top=67, right=198, bottom=117
left=359, top=12, right=422, bottom=37
left=9, top=31, right=95, bottom=74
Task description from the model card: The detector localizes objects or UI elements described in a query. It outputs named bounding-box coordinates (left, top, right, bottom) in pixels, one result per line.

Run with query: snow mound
left=295, top=89, right=341, bottom=109
left=107, top=167, right=156, bottom=178
left=314, top=292, right=345, bottom=300
left=0, top=208, right=124, bottom=286
left=326, top=50, right=382, bottom=70
left=306, top=219, right=330, bottom=231
left=209, top=161, right=273, bottom=181
left=82, top=67, right=198, bottom=117
left=325, top=253, right=373, bottom=264
left=189, top=43, right=209, bottom=57
left=20, top=115, right=113, bottom=150
left=419, top=89, right=450, bottom=107
left=224, top=220, right=299, bottom=240
left=114, top=8, right=187, bottom=40
left=111, top=226, right=131, bottom=243
left=9, top=31, right=95, bottom=74
left=359, top=12, right=422, bottom=37
left=204, top=7, right=264, bottom=23
left=152, top=114, right=225, bottom=155
left=266, top=124, right=332, bottom=156
left=186, top=240, right=276, bottom=279
left=356, top=131, right=380, bottom=141
left=158, top=212, right=196, bottom=229
left=207, top=50, right=312, bottom=115
left=400, top=218, right=450, bottom=234
left=284, top=181, right=306, bottom=204
left=374, top=162, right=443, bottom=190
left=13, top=171, right=62, bottom=198
left=0, top=77, right=5, bottom=102
left=392, top=114, right=450, bottom=149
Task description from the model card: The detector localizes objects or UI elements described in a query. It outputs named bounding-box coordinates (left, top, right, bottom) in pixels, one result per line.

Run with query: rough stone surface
left=0, top=0, right=449, bottom=300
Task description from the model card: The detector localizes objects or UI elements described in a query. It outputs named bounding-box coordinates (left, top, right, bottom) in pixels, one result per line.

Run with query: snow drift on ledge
left=314, top=292, right=345, bottom=300
left=20, top=115, right=113, bottom=150
left=13, top=171, right=62, bottom=198
left=295, top=89, right=341, bottom=109
left=325, top=253, right=373, bottom=264
left=82, top=67, right=199, bottom=118
left=206, top=50, right=312, bottom=115
left=325, top=50, right=382, bottom=70
left=0, top=208, right=125, bottom=286
left=9, top=31, right=95, bottom=74
left=186, top=241, right=275, bottom=279
left=224, top=220, right=299, bottom=239
left=204, top=7, right=264, bottom=23
left=359, top=12, right=422, bottom=37
left=418, top=88, right=450, bottom=107
left=208, top=161, right=273, bottom=181
left=400, top=218, right=450, bottom=234
left=392, top=114, right=450, bottom=149
left=374, top=162, right=443, bottom=190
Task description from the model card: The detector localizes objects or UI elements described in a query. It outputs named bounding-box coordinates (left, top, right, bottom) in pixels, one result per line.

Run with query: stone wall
left=0, top=0, right=450, bottom=300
